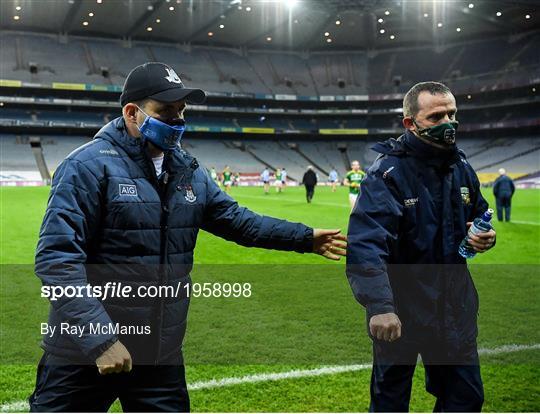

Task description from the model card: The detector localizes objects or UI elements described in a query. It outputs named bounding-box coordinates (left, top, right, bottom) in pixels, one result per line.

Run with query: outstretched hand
left=313, top=229, right=347, bottom=260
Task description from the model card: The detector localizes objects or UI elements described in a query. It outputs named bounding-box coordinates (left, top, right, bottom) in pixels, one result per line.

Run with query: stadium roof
left=1, top=0, right=539, bottom=50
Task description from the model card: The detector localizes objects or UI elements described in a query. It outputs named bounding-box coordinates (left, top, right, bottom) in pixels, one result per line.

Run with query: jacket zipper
left=154, top=171, right=186, bottom=364
left=154, top=171, right=169, bottom=364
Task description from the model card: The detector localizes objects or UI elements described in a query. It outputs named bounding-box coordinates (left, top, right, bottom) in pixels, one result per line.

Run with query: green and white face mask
left=413, top=120, right=459, bottom=146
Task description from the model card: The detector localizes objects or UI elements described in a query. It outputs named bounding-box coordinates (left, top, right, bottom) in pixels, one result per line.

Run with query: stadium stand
left=1, top=26, right=538, bottom=186
left=41, top=136, right=92, bottom=172
left=244, top=141, right=311, bottom=180
left=2, top=132, right=539, bottom=185
left=187, top=136, right=540, bottom=181
left=0, top=134, right=37, bottom=171
left=1, top=31, right=538, bottom=95
left=186, top=139, right=263, bottom=174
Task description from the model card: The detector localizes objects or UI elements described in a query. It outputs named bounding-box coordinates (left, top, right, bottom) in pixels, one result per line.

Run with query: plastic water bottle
left=458, top=209, right=494, bottom=259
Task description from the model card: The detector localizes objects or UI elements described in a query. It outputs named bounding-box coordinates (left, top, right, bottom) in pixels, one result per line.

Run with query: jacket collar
left=371, top=136, right=405, bottom=156
left=372, top=130, right=460, bottom=168
left=403, top=130, right=460, bottom=168
left=94, top=117, right=199, bottom=177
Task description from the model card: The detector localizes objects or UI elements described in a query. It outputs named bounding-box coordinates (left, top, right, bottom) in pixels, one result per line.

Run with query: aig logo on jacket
left=119, top=184, right=138, bottom=197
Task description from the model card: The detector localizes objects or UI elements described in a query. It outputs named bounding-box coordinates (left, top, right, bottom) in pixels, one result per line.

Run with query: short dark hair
left=403, top=81, right=452, bottom=118
left=133, top=98, right=150, bottom=108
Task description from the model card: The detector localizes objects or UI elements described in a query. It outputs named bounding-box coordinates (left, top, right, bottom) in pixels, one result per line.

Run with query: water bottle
left=458, top=208, right=494, bottom=259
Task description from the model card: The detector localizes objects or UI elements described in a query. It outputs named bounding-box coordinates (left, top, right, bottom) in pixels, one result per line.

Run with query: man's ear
left=122, top=103, right=139, bottom=125
left=403, top=116, right=415, bottom=131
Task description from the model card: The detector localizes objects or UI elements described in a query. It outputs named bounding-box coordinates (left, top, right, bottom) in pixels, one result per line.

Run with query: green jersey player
left=275, top=168, right=283, bottom=193
left=222, top=166, right=232, bottom=193
left=344, top=160, right=366, bottom=209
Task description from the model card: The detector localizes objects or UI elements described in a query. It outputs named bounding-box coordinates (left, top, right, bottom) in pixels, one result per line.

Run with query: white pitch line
left=189, top=343, right=540, bottom=391
left=2, top=343, right=539, bottom=413
left=477, top=343, right=540, bottom=355
left=0, top=401, right=28, bottom=413
left=188, top=363, right=372, bottom=391
left=512, top=220, right=540, bottom=226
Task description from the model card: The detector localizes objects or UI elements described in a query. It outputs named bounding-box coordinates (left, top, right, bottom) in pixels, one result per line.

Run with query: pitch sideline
left=1, top=343, right=539, bottom=412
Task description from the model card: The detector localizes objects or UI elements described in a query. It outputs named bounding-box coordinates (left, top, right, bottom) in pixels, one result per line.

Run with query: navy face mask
left=136, top=106, right=186, bottom=151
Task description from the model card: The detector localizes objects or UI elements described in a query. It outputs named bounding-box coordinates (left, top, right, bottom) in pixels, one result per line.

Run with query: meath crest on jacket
left=461, top=186, right=471, bottom=205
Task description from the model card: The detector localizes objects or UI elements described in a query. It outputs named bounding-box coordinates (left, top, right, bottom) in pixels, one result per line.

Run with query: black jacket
left=302, top=170, right=317, bottom=187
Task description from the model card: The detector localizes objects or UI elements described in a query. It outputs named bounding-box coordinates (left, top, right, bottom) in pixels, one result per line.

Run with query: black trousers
left=305, top=185, right=315, bottom=202
left=370, top=338, right=484, bottom=412
left=29, top=352, right=190, bottom=412
left=495, top=195, right=511, bottom=221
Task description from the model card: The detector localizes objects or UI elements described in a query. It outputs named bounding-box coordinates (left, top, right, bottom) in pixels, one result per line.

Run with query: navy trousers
left=29, top=352, right=190, bottom=412
left=305, top=185, right=315, bottom=203
left=369, top=338, right=484, bottom=412
left=495, top=195, right=511, bottom=221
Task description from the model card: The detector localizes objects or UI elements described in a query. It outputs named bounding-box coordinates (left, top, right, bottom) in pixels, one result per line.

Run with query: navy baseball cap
left=120, top=62, right=206, bottom=106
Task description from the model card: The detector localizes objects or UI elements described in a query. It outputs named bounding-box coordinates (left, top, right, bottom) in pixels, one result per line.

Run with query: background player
left=261, top=167, right=270, bottom=194
left=281, top=167, right=287, bottom=192
left=275, top=168, right=283, bottom=193
left=210, top=166, right=220, bottom=187
left=344, top=161, right=366, bottom=209
left=222, top=165, right=232, bottom=193
left=328, top=168, right=339, bottom=192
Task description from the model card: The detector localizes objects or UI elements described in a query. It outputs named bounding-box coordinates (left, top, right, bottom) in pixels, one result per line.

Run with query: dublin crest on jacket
left=184, top=186, right=197, bottom=203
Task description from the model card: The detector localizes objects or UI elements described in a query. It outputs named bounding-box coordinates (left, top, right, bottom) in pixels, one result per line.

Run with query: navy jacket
left=36, top=117, right=313, bottom=364
left=346, top=131, right=489, bottom=348
left=493, top=175, right=515, bottom=198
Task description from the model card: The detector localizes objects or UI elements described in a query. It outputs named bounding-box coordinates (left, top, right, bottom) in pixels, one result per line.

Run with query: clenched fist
left=369, top=312, right=402, bottom=342
left=96, top=340, right=132, bottom=375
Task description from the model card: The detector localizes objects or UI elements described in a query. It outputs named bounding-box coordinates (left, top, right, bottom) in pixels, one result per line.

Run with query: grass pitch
left=0, top=185, right=539, bottom=412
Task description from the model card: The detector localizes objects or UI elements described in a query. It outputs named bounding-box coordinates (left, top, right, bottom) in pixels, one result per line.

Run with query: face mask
left=413, top=119, right=459, bottom=146
left=136, top=106, right=186, bottom=151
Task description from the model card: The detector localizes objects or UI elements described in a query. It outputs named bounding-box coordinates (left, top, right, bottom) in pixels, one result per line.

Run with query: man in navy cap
left=30, top=62, right=347, bottom=412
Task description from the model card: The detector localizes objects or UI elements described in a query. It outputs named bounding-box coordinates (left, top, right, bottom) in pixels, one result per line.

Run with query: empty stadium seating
left=1, top=31, right=538, bottom=95
left=0, top=134, right=37, bottom=171
left=2, top=30, right=538, bottom=183
left=2, top=133, right=538, bottom=183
